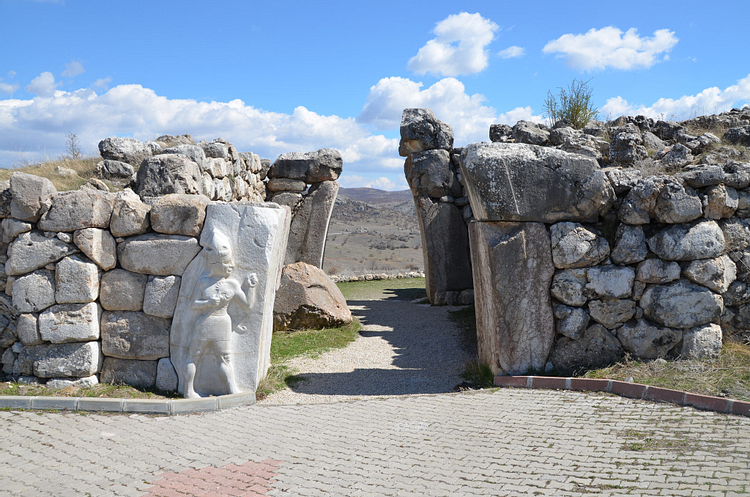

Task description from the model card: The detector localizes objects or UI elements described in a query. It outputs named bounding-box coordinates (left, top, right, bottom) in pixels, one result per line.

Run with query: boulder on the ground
left=640, top=280, right=723, bottom=329
left=399, top=108, right=454, bottom=156
left=550, top=324, right=623, bottom=373
left=100, top=357, right=157, bottom=389
left=269, top=149, right=343, bottom=183
left=38, top=303, right=100, bottom=344
left=617, top=319, right=682, bottom=359
left=149, top=194, right=209, bottom=237
left=460, top=142, right=614, bottom=223
left=681, top=323, right=722, bottom=359
left=100, top=311, right=171, bottom=360
left=45, top=375, right=98, bottom=390
left=273, top=262, right=352, bottom=331
left=9, top=172, right=57, bottom=222
left=134, top=154, right=203, bottom=198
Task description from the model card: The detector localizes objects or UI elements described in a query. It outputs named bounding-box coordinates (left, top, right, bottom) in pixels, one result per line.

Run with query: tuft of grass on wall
left=0, top=156, right=121, bottom=192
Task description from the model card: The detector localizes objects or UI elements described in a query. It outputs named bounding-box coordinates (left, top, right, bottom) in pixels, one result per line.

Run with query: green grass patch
left=0, top=381, right=181, bottom=399
left=336, top=277, right=426, bottom=302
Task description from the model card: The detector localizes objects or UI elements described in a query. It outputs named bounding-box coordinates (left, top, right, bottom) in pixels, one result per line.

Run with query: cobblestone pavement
left=2, top=387, right=750, bottom=496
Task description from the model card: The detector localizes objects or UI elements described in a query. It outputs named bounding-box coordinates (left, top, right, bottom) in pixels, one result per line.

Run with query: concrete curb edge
left=495, top=375, right=750, bottom=417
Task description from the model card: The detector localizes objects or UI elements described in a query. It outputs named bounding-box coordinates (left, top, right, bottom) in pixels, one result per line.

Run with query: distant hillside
left=338, top=187, right=412, bottom=208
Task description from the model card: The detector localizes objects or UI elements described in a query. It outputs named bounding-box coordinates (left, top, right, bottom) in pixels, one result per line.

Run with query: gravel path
left=260, top=294, right=473, bottom=405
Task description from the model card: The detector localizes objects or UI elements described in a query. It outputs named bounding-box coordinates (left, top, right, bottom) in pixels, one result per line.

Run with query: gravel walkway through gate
left=259, top=285, right=473, bottom=405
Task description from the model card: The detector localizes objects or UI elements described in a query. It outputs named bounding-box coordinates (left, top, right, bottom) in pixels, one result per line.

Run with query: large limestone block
left=37, top=189, right=115, bottom=232
left=55, top=256, right=100, bottom=304
left=95, top=159, right=134, bottom=180
left=273, top=262, right=352, bottom=331
left=553, top=304, right=589, bottom=340
left=171, top=202, right=290, bottom=398
left=13, top=270, right=55, bottom=313
left=2, top=218, right=32, bottom=244
left=398, top=108, right=454, bottom=156
left=550, top=269, right=588, bottom=307
left=30, top=341, right=102, bottom=378
left=118, top=234, right=201, bottom=276
left=109, top=189, right=150, bottom=237
left=681, top=323, right=722, bottom=359
left=100, top=358, right=156, bottom=389
left=550, top=324, right=622, bottom=373
left=134, top=154, right=202, bottom=198
left=414, top=197, right=473, bottom=303
left=585, top=266, right=635, bottom=299
left=460, top=143, right=614, bottom=223
left=6, top=231, right=79, bottom=276
left=652, top=181, right=702, bottom=224
left=143, top=275, right=181, bottom=318
left=550, top=222, right=610, bottom=269
left=16, top=314, right=42, bottom=346
left=647, top=221, right=725, bottom=261
left=405, top=150, right=460, bottom=198
left=588, top=299, right=636, bottom=329
left=640, top=280, right=723, bottom=329
left=38, top=303, right=100, bottom=343
left=683, top=255, right=736, bottom=293
left=269, top=149, right=343, bottom=183
left=99, top=269, right=147, bottom=311
left=617, top=319, right=682, bottom=359
left=618, top=176, right=666, bottom=225
left=100, top=311, right=171, bottom=360
left=469, top=221, right=555, bottom=376
left=636, top=259, right=681, bottom=284
left=9, top=172, right=57, bottom=222
left=702, top=184, right=738, bottom=220
left=98, top=136, right=152, bottom=166
left=149, top=194, right=209, bottom=237
left=284, top=181, right=339, bottom=267
left=73, top=228, right=117, bottom=270
left=610, top=225, right=648, bottom=265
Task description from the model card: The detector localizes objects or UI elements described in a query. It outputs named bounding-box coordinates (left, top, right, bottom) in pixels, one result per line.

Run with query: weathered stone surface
left=723, top=125, right=750, bottom=146
left=109, top=189, right=150, bottom=237
left=702, top=184, right=738, bottom=220
left=603, top=167, right=642, bottom=195
left=586, top=266, right=635, bottom=299
left=553, top=304, right=589, bottom=340
left=652, top=181, right=702, bottom=224
left=489, top=123, right=513, bottom=143
left=100, top=358, right=156, bottom=389
left=73, top=228, right=116, bottom=270
left=268, top=192, right=302, bottom=209
left=405, top=150, right=459, bottom=198
left=54, top=255, right=100, bottom=304
left=38, top=303, right=100, bottom=343
left=37, top=189, right=114, bottom=232
left=550, top=324, right=622, bottom=373
left=610, top=224, right=648, bottom=265
left=46, top=375, right=98, bottom=389
left=81, top=178, right=110, bottom=192
left=617, top=319, right=682, bottom=359
left=9, top=172, right=57, bottom=222
left=618, top=176, right=666, bottom=225
left=99, top=269, right=147, bottom=311
left=681, top=323, right=722, bottom=359
left=647, top=221, right=725, bottom=261
left=269, top=149, right=343, bottom=183
left=6, top=231, right=79, bottom=276
left=550, top=269, right=588, bottom=307
left=31, top=341, right=102, bottom=378
left=98, top=137, right=152, bottom=166
left=199, top=140, right=228, bottom=159
left=143, top=275, right=181, bottom=318
left=100, top=311, right=170, bottom=360
left=273, top=262, right=352, bottom=331
left=658, top=143, right=693, bottom=169
left=723, top=280, right=750, bottom=307
left=588, top=299, right=636, bottom=329
left=683, top=255, right=736, bottom=293
left=640, top=280, right=723, bottom=329
left=676, top=164, right=725, bottom=189
left=636, top=259, right=681, bottom=284
left=118, top=234, right=201, bottom=276
left=13, top=270, right=55, bottom=313
left=719, top=218, right=750, bottom=253
left=134, top=154, right=202, bottom=198
left=736, top=190, right=750, bottom=218
left=512, top=120, right=549, bottom=145
left=266, top=178, right=307, bottom=193
left=399, top=108, right=454, bottom=156
left=550, top=222, right=610, bottom=269
left=155, top=357, right=178, bottom=392
left=149, top=194, right=209, bottom=237
left=0, top=180, right=11, bottom=218
left=609, top=123, right=647, bottom=163
left=171, top=202, right=290, bottom=397
left=284, top=181, right=339, bottom=268
left=2, top=218, right=32, bottom=243
left=415, top=197, right=473, bottom=303
left=95, top=160, right=134, bottom=180
left=460, top=143, right=614, bottom=222
left=161, top=144, right=206, bottom=171
left=723, top=162, right=750, bottom=190
left=17, top=314, right=42, bottom=346
left=470, top=221, right=554, bottom=375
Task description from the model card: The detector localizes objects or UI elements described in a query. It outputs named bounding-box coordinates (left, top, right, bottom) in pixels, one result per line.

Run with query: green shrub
left=543, top=78, right=599, bottom=129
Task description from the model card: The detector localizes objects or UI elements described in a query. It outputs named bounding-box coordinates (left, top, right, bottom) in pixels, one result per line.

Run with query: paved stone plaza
left=1, top=387, right=749, bottom=496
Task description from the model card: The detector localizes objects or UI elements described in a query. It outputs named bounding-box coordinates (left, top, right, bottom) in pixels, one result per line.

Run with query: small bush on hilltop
left=543, top=78, right=599, bottom=129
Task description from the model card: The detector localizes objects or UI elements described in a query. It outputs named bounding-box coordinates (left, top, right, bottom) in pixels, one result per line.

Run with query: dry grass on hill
left=0, top=156, right=114, bottom=192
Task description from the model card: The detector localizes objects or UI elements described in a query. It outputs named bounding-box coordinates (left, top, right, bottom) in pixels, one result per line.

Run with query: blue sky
left=2, top=0, right=749, bottom=190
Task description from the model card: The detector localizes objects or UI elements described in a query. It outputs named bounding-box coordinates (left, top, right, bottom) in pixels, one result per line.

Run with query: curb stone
left=0, top=391, right=256, bottom=415
left=495, top=375, right=750, bottom=417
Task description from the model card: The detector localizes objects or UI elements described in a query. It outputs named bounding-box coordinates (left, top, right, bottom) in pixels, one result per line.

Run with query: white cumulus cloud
left=25, top=72, right=60, bottom=97
left=61, top=61, right=85, bottom=78
left=407, top=12, right=499, bottom=77
left=498, top=46, right=525, bottom=59
left=601, top=73, right=750, bottom=121
left=0, top=82, right=19, bottom=95
left=357, top=76, right=498, bottom=144
left=543, top=27, right=678, bottom=71
left=339, top=175, right=409, bottom=191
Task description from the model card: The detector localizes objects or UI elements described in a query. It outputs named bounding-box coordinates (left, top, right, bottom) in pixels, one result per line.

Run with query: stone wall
left=403, top=107, right=750, bottom=375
